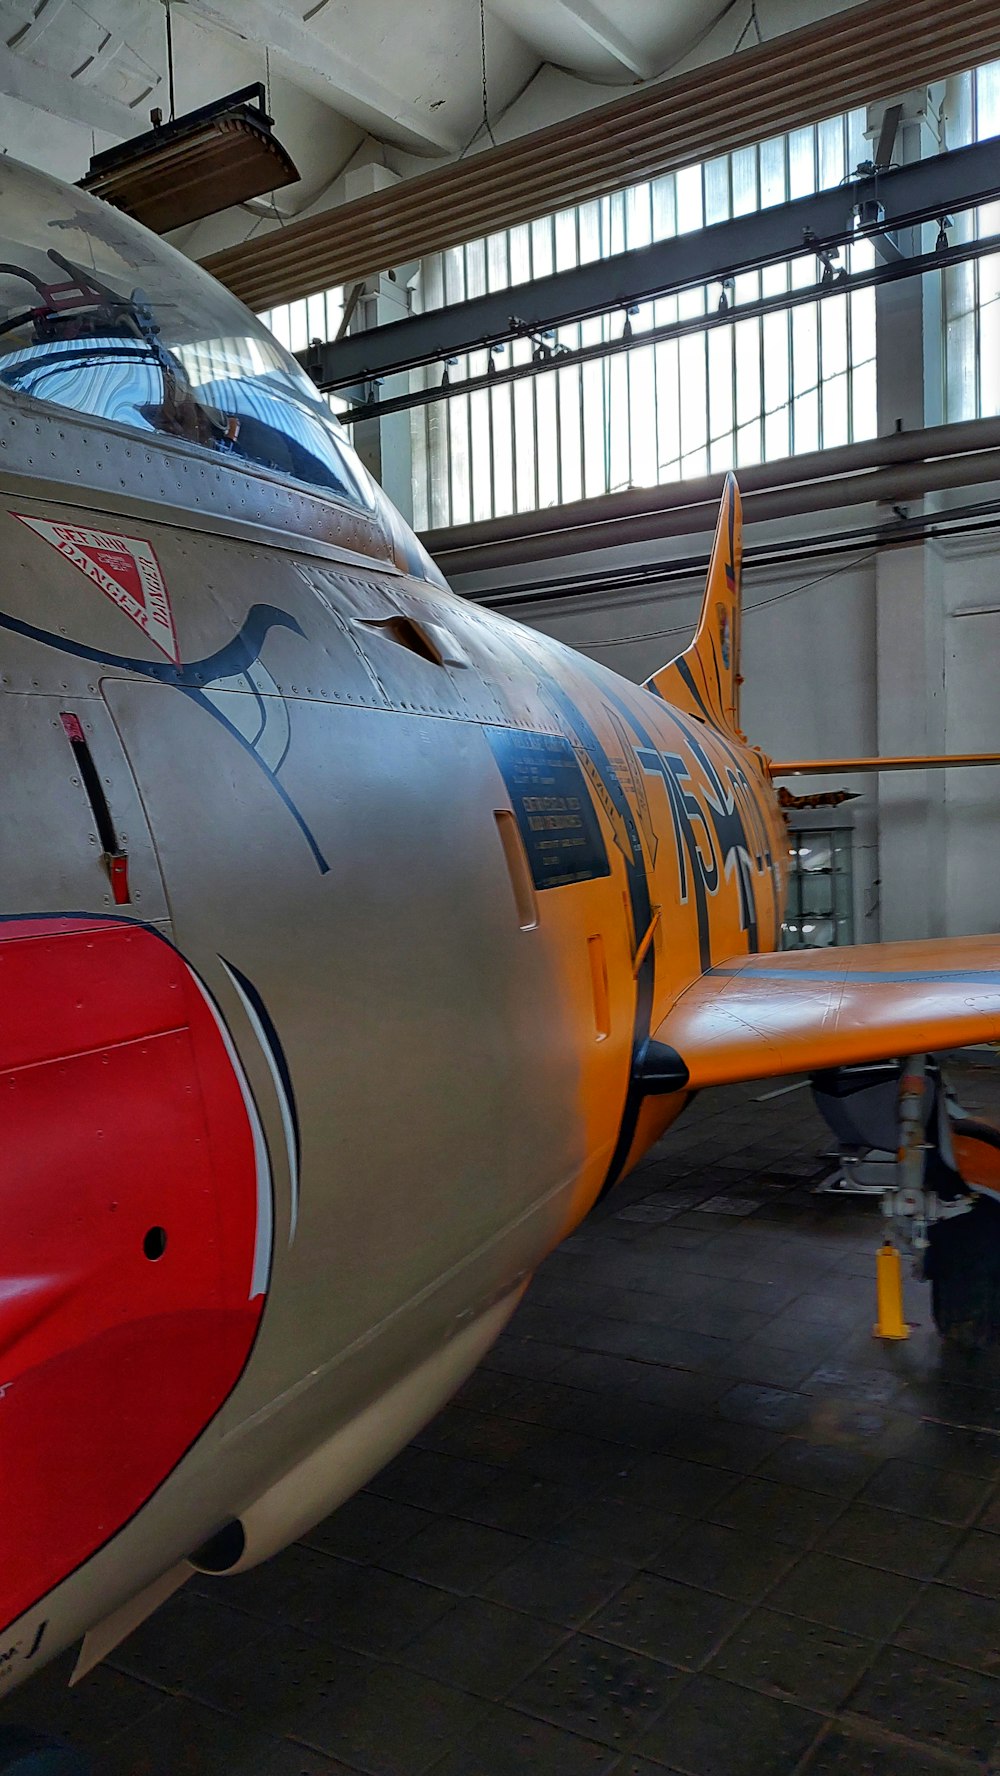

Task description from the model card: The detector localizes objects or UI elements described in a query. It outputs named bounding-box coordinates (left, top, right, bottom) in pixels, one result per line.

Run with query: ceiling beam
left=548, top=0, right=654, bottom=79
left=183, top=0, right=460, bottom=154
left=0, top=40, right=146, bottom=137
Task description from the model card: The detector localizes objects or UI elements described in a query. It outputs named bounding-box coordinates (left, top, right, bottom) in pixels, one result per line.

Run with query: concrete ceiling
left=0, top=0, right=867, bottom=259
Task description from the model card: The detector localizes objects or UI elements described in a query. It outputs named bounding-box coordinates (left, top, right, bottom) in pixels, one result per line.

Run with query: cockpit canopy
left=0, top=157, right=375, bottom=511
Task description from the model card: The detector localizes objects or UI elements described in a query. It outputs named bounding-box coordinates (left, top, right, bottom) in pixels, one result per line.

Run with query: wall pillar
left=874, top=541, right=947, bottom=939
left=871, top=91, right=945, bottom=437
left=869, top=90, right=948, bottom=937
left=350, top=269, right=417, bottom=523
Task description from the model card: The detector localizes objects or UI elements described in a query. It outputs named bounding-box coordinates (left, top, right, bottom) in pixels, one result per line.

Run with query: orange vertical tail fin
left=644, top=472, right=743, bottom=735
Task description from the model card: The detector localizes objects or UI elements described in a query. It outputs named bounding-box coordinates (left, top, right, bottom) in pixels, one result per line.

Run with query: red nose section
left=0, top=916, right=268, bottom=1634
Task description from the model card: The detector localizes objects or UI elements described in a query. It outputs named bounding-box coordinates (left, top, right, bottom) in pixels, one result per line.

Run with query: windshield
left=0, top=157, right=374, bottom=509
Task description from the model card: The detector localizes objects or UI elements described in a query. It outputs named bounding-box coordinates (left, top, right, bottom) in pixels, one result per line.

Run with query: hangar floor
left=7, top=1066, right=1000, bottom=1776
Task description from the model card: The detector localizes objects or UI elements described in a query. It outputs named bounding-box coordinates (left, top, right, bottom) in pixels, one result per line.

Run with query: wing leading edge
left=657, top=936, right=1000, bottom=1089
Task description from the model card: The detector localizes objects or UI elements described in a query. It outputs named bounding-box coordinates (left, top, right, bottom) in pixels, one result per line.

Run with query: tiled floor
left=7, top=1063, right=1000, bottom=1775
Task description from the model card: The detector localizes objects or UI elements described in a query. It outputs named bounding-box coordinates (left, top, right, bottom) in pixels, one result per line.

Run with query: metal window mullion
left=467, top=385, right=475, bottom=522
left=677, top=328, right=687, bottom=470
left=665, top=332, right=679, bottom=483
left=420, top=393, right=429, bottom=533
left=449, top=394, right=463, bottom=526
left=653, top=336, right=662, bottom=483
left=703, top=329, right=710, bottom=475
left=787, top=304, right=795, bottom=454
left=530, top=370, right=539, bottom=512
left=487, top=375, right=497, bottom=518
left=444, top=398, right=454, bottom=529
left=976, top=253, right=982, bottom=416
left=554, top=362, right=563, bottom=506
left=975, top=67, right=982, bottom=416
left=424, top=397, right=434, bottom=528
left=755, top=136, right=765, bottom=456
left=974, top=65, right=983, bottom=421
left=818, top=285, right=826, bottom=449
left=729, top=314, right=737, bottom=463
left=757, top=309, right=766, bottom=457
left=508, top=377, right=519, bottom=512
left=414, top=396, right=425, bottom=528
left=578, top=355, right=587, bottom=500
left=624, top=349, right=633, bottom=492
left=602, top=335, right=611, bottom=494
left=846, top=271, right=854, bottom=442
left=447, top=395, right=456, bottom=528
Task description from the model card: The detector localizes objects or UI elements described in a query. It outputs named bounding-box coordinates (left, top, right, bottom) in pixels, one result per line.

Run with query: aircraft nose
left=0, top=915, right=268, bottom=1637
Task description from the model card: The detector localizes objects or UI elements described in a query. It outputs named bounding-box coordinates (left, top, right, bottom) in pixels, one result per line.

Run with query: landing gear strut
left=876, top=1054, right=990, bottom=1345
left=0, top=1731, right=89, bottom=1775
left=813, top=1056, right=1000, bottom=1348
left=881, top=1055, right=1000, bottom=1349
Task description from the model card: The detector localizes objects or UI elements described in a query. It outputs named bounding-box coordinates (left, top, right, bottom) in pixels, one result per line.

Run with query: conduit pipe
left=469, top=500, right=1000, bottom=609
left=423, top=420, right=1000, bottom=577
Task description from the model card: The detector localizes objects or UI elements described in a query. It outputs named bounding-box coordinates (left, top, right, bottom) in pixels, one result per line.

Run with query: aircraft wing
left=658, top=937, right=1000, bottom=1089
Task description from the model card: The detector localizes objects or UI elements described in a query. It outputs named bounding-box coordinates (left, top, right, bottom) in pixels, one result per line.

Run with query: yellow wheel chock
left=873, top=1238, right=909, bottom=1340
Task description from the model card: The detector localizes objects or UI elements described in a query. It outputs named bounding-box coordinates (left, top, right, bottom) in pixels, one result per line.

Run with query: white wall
left=942, top=533, right=1000, bottom=935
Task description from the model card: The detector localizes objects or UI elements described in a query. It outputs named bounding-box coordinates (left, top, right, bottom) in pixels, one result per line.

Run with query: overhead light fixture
left=78, top=84, right=299, bottom=236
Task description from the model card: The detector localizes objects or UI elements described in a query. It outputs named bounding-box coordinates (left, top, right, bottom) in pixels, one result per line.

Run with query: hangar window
left=259, top=288, right=350, bottom=424
left=256, top=55, right=1000, bottom=528
left=783, top=828, right=854, bottom=950
left=0, top=157, right=374, bottom=509
left=404, top=108, right=877, bottom=527
left=944, top=58, right=1000, bottom=422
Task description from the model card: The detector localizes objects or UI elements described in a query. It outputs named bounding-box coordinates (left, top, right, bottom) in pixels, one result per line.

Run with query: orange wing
left=658, top=936, right=1000, bottom=1088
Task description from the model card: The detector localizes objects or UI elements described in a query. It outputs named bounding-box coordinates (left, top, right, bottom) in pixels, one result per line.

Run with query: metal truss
left=297, top=136, right=1000, bottom=414
left=331, top=233, right=998, bottom=427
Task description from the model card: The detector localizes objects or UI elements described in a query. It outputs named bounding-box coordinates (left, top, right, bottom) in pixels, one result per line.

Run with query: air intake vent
left=356, top=617, right=445, bottom=665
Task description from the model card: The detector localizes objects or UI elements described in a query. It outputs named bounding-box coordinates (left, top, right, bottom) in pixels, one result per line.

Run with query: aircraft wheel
left=925, top=1195, right=1000, bottom=1349
left=0, top=1729, right=90, bottom=1775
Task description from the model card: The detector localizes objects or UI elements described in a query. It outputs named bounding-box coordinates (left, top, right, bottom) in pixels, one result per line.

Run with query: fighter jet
left=1, top=153, right=999, bottom=1770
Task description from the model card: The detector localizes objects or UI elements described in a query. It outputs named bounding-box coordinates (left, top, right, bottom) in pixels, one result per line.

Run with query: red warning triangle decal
left=15, top=515, right=179, bottom=664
